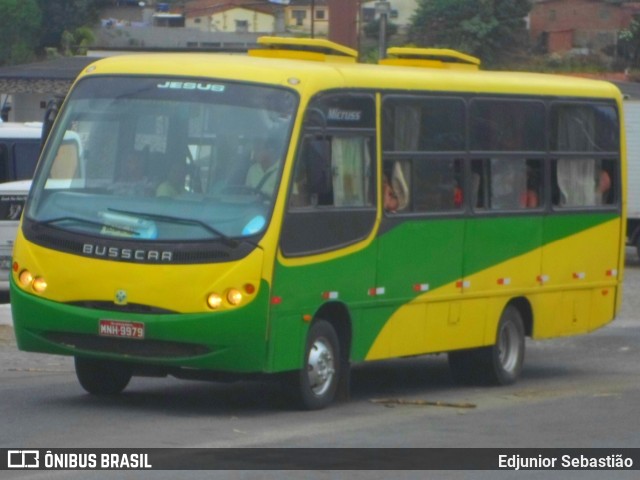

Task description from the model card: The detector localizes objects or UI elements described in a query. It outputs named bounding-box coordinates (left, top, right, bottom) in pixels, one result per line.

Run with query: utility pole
left=375, top=1, right=390, bottom=59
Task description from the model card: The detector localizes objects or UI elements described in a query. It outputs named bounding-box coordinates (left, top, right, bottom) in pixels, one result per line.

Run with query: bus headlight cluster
left=17, top=268, right=47, bottom=293
left=206, top=284, right=255, bottom=310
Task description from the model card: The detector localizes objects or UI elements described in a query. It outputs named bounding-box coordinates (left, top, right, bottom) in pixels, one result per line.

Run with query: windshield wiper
left=107, top=208, right=239, bottom=247
left=41, top=216, right=140, bottom=236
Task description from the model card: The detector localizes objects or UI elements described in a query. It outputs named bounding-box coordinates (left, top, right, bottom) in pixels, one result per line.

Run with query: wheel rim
left=306, top=336, right=336, bottom=397
left=497, top=321, right=520, bottom=373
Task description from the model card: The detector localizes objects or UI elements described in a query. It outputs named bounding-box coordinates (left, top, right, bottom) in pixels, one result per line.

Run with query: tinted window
left=551, top=103, right=619, bottom=152
left=472, top=158, right=543, bottom=210
left=382, top=97, right=465, bottom=151
left=470, top=100, right=546, bottom=151
left=552, top=158, right=616, bottom=208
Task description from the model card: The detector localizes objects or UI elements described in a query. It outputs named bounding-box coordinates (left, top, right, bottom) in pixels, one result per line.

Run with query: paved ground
left=0, top=325, right=12, bottom=344
left=0, top=303, right=10, bottom=326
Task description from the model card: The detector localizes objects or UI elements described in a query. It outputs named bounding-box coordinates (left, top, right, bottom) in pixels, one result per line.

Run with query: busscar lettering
left=83, top=244, right=173, bottom=262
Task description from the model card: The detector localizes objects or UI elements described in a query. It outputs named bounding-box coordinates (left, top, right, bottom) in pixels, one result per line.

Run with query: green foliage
left=61, top=27, right=97, bottom=56
left=363, top=18, right=399, bottom=40
left=523, top=52, right=613, bottom=74
left=36, top=0, right=107, bottom=52
left=409, top=0, right=532, bottom=67
left=0, top=0, right=42, bottom=66
left=618, top=14, right=640, bottom=68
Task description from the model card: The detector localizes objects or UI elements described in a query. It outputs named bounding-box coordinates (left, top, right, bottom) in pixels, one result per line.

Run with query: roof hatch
left=249, top=36, right=358, bottom=63
left=380, top=47, right=481, bottom=70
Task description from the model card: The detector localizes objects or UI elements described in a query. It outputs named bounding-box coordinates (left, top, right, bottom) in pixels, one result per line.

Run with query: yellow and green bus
left=10, top=38, right=625, bottom=409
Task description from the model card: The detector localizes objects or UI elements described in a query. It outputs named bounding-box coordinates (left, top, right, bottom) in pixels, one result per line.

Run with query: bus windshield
left=26, top=76, right=297, bottom=242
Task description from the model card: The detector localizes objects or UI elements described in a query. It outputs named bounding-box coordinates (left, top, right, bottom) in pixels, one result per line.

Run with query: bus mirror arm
left=41, top=96, right=64, bottom=151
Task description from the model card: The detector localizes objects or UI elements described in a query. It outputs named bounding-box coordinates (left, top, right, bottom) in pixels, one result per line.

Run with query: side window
left=469, top=98, right=546, bottom=211
left=282, top=93, right=377, bottom=257
left=551, top=103, right=618, bottom=208
left=290, top=134, right=374, bottom=209
left=472, top=158, right=543, bottom=210
left=552, top=158, right=616, bottom=207
left=382, top=95, right=466, bottom=215
left=383, top=96, right=465, bottom=152
left=383, top=158, right=463, bottom=213
left=470, top=99, right=545, bottom=151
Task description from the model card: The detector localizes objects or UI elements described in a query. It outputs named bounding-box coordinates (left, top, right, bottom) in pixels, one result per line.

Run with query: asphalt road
left=1, top=251, right=640, bottom=479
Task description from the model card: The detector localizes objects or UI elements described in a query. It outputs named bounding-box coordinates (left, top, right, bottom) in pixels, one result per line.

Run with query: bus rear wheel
left=449, top=305, right=525, bottom=386
left=289, top=320, right=340, bottom=410
left=74, top=357, right=133, bottom=395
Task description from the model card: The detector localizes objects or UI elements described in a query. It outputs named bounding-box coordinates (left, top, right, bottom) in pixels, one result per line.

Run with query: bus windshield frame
left=25, top=75, right=298, bottom=248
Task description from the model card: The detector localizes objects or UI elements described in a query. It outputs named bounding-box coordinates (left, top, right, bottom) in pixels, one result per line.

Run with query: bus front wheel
left=449, top=305, right=525, bottom=386
left=74, top=357, right=133, bottom=395
left=289, top=320, right=340, bottom=410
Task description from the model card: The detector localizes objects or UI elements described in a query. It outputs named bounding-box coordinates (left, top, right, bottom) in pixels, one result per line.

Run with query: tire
left=74, top=357, right=133, bottom=395
left=449, top=305, right=525, bottom=386
left=289, top=320, right=340, bottom=410
left=448, top=349, right=479, bottom=385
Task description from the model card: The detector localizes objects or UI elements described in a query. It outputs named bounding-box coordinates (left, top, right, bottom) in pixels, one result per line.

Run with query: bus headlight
left=32, top=277, right=48, bottom=293
left=18, top=270, right=33, bottom=287
left=227, top=289, right=243, bottom=306
left=206, top=293, right=222, bottom=310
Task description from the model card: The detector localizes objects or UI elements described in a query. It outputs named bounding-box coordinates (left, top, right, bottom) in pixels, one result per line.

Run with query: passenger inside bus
left=383, top=174, right=399, bottom=212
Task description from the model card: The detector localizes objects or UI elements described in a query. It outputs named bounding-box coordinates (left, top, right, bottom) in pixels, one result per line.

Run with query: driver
left=156, top=161, right=187, bottom=197
left=245, top=138, right=279, bottom=195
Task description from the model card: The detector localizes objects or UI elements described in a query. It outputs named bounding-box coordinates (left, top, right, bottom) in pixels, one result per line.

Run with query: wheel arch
left=507, top=296, right=533, bottom=337
left=314, top=301, right=353, bottom=401
left=314, top=301, right=352, bottom=362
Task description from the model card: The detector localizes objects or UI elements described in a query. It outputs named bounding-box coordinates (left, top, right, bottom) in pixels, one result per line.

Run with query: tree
left=0, top=0, right=42, bottom=66
left=36, top=0, right=111, bottom=53
left=409, top=0, right=532, bottom=67
left=363, top=18, right=399, bottom=41
left=619, top=14, right=640, bottom=68
left=61, top=27, right=97, bottom=56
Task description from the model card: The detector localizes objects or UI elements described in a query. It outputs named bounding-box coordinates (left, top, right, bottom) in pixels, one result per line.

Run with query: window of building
left=235, top=20, right=248, bottom=33
left=292, top=9, right=306, bottom=26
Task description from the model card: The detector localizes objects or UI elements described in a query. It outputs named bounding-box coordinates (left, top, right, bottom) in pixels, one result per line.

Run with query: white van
left=0, top=125, right=84, bottom=289
left=0, top=121, right=42, bottom=183
left=0, top=179, right=31, bottom=289
left=0, top=122, right=43, bottom=289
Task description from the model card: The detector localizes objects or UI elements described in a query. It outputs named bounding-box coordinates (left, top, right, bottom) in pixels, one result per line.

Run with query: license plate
left=99, top=320, right=145, bottom=339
